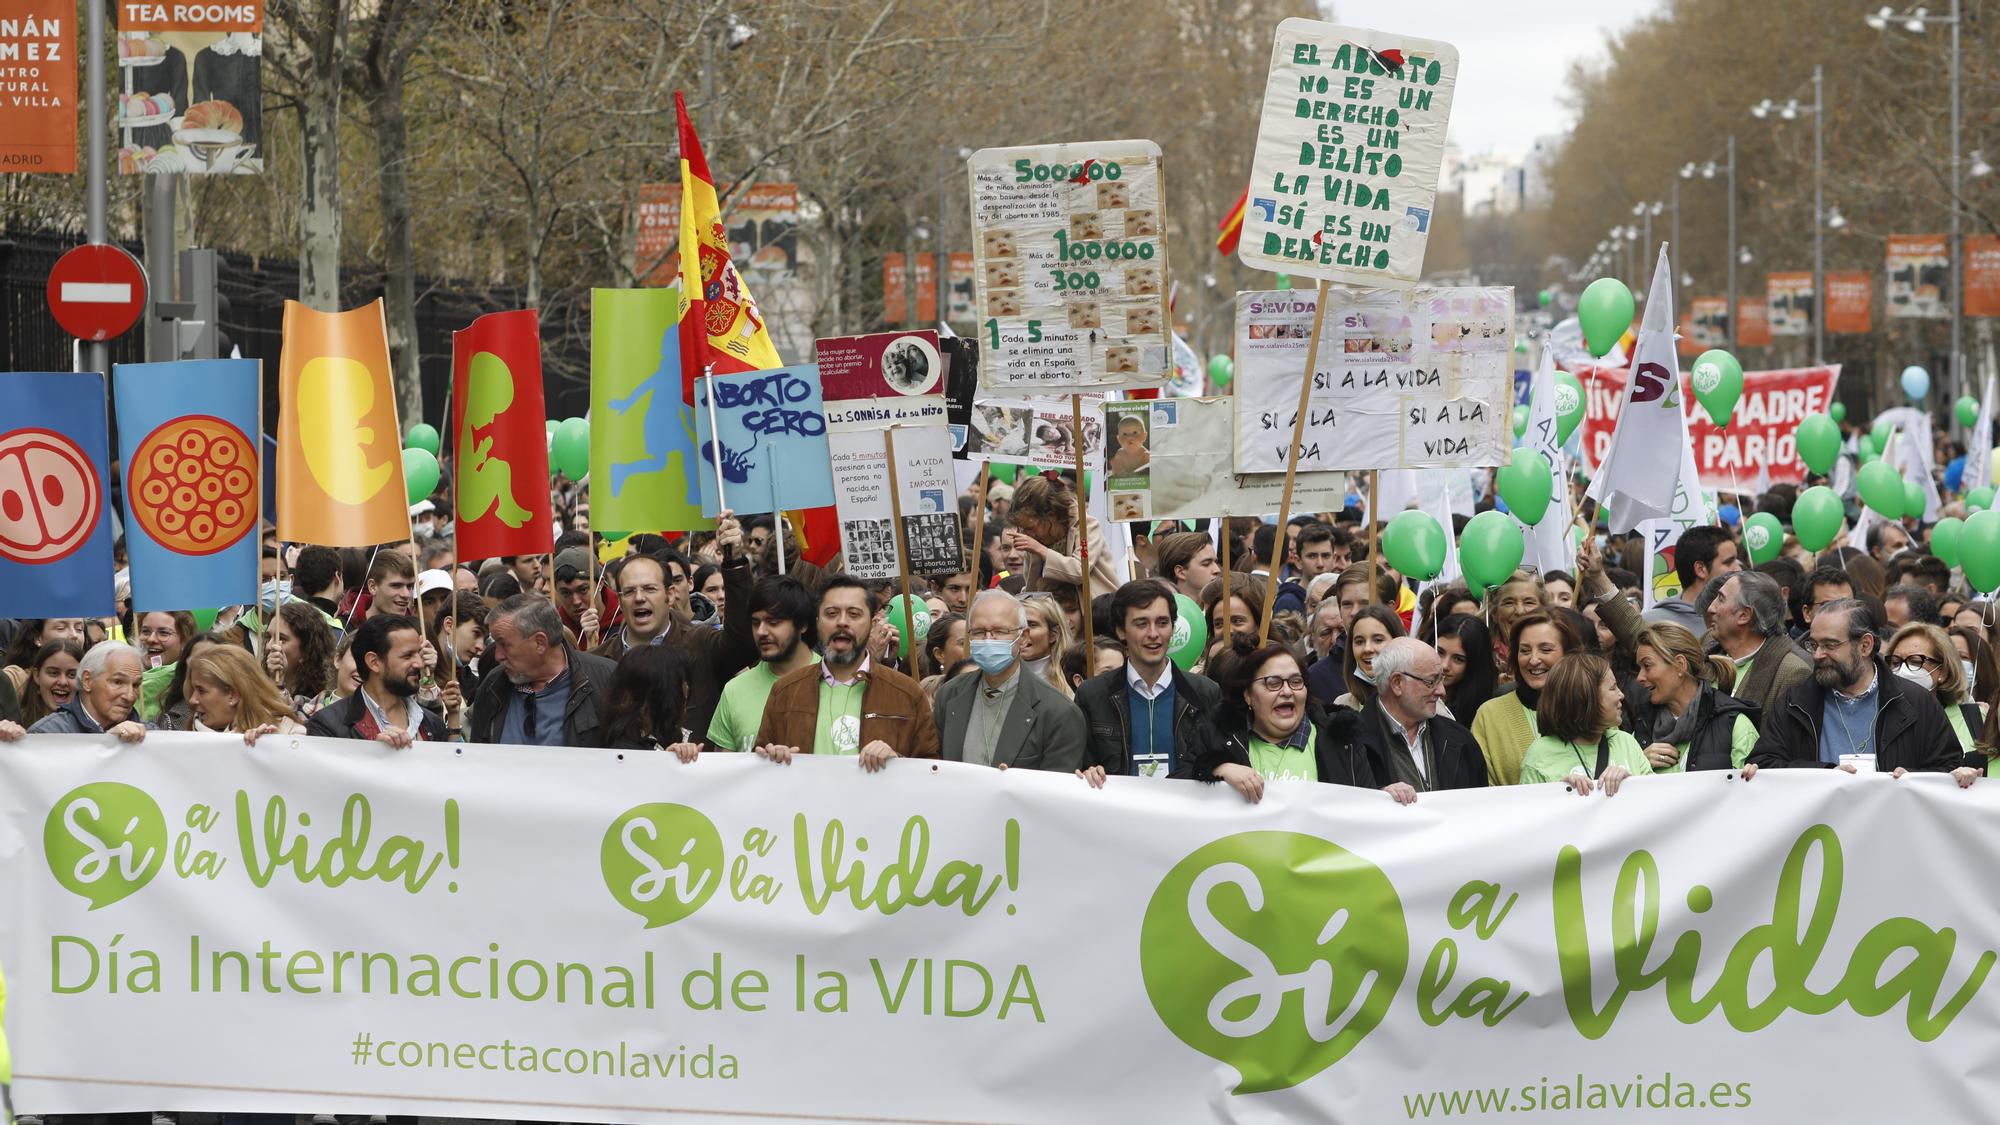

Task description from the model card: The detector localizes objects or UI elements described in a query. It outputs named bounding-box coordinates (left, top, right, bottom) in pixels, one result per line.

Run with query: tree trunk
left=297, top=4, right=350, bottom=310
left=370, top=64, right=425, bottom=431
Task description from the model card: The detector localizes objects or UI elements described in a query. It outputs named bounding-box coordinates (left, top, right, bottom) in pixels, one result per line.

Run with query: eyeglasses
left=1804, top=637, right=1859, bottom=655
left=1889, top=654, right=1942, bottom=672
left=969, top=627, right=1020, bottom=641
left=1397, top=670, right=1447, bottom=690
left=620, top=584, right=664, bottom=599
left=1255, top=674, right=1307, bottom=693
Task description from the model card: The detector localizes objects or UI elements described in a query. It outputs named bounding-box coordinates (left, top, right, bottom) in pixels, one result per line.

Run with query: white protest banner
left=1239, top=20, right=1458, bottom=285
left=1520, top=345, right=1575, bottom=573
left=1106, top=397, right=1347, bottom=522
left=1234, top=287, right=1513, bottom=474
left=1966, top=375, right=1996, bottom=495
left=967, top=140, right=1171, bottom=394
left=816, top=330, right=959, bottom=579
left=9, top=736, right=2000, bottom=1124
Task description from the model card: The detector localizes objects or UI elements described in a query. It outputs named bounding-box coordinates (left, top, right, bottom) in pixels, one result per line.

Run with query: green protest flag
left=590, top=287, right=713, bottom=534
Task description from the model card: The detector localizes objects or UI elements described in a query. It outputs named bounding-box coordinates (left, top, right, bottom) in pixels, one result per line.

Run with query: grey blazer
left=932, top=667, right=1088, bottom=772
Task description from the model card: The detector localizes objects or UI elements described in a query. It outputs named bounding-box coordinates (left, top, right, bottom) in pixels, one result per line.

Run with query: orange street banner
left=1826, top=271, right=1872, bottom=334
left=674, top=91, right=782, bottom=403
left=1, top=2, right=77, bottom=174
left=635, top=182, right=680, bottom=286
left=276, top=299, right=410, bottom=546
left=1737, top=296, right=1772, bottom=348
left=1966, top=235, right=2000, bottom=318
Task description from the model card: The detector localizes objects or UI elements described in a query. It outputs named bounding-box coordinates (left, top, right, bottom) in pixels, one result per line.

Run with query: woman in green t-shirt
left=1889, top=623, right=1985, bottom=759
left=1191, top=641, right=1372, bottom=802
left=1520, top=652, right=1652, bottom=794
left=1631, top=623, right=1761, bottom=772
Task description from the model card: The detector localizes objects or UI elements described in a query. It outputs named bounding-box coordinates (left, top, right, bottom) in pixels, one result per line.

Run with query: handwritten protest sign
left=1107, top=397, right=1347, bottom=522
left=1233, top=287, right=1512, bottom=475
left=1579, top=363, right=1839, bottom=489
left=692, top=365, right=835, bottom=518
left=967, top=140, right=1171, bottom=394
left=1239, top=19, right=1458, bottom=286
left=817, top=330, right=960, bottom=578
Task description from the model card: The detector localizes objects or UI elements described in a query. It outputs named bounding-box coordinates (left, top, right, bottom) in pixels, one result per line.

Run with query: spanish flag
left=674, top=91, right=782, bottom=403
left=1216, top=185, right=1248, bottom=257
left=276, top=299, right=410, bottom=547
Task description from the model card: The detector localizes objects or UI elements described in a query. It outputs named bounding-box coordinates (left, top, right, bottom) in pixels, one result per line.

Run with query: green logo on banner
left=43, top=782, right=168, bottom=910
left=1140, top=831, right=1408, bottom=1094
left=602, top=803, right=724, bottom=928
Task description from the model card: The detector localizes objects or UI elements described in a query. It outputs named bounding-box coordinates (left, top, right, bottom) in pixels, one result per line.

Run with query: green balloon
left=1690, top=349, right=1744, bottom=428
left=1902, top=478, right=1926, bottom=520
left=1858, top=444, right=1880, bottom=464
left=1458, top=510, right=1525, bottom=591
left=1537, top=288, right=1553, bottom=308
left=1496, top=449, right=1554, bottom=526
left=1274, top=274, right=1293, bottom=291
left=190, top=607, right=220, bottom=631
left=1957, top=396, right=1982, bottom=429
left=1169, top=593, right=1208, bottom=672
left=1207, top=354, right=1233, bottom=386
left=402, top=447, right=440, bottom=505
left=1964, top=510, right=2000, bottom=593
left=1829, top=402, right=1846, bottom=423
left=1578, top=277, right=1635, bottom=358
left=404, top=423, right=440, bottom=456
left=1791, top=485, right=1844, bottom=552
left=1742, top=511, right=1784, bottom=564
left=546, top=418, right=559, bottom=433
left=550, top=416, right=590, bottom=480
left=1794, top=413, right=1841, bottom=475
left=1870, top=417, right=1894, bottom=453
left=1381, top=510, right=1448, bottom=581
left=1968, top=485, right=1996, bottom=512
left=1931, top=517, right=1965, bottom=568
left=1511, top=404, right=1529, bottom=439
left=884, top=594, right=932, bottom=662
left=1553, top=369, right=1586, bottom=445
left=1856, top=460, right=1904, bottom=515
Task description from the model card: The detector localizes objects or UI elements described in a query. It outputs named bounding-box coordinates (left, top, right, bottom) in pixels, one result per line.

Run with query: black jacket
left=1748, top=661, right=1959, bottom=773
left=305, top=691, right=449, bottom=742
left=1627, top=686, right=1761, bottom=772
left=1074, top=663, right=1221, bottom=776
left=1188, top=704, right=1377, bottom=788
left=469, top=642, right=619, bottom=748
left=1347, top=697, right=1488, bottom=791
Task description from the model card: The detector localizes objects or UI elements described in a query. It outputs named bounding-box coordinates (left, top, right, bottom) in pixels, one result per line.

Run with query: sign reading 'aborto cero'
left=1239, top=18, right=1459, bottom=287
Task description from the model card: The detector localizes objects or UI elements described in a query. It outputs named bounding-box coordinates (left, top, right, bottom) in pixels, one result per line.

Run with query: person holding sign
left=752, top=576, right=940, bottom=768
left=1006, top=474, right=1121, bottom=598
left=1518, top=653, right=1653, bottom=793
left=1189, top=641, right=1374, bottom=803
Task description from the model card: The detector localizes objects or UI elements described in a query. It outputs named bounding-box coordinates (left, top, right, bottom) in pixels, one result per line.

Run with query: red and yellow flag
left=276, top=299, right=410, bottom=547
left=1216, top=185, right=1248, bottom=257
left=674, top=91, right=782, bottom=403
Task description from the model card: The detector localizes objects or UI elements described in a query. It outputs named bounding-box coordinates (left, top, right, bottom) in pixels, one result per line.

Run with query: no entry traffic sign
left=46, top=243, right=149, bottom=342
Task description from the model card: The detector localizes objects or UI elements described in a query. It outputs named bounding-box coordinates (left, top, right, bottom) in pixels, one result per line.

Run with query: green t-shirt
left=1519, top=729, right=1655, bottom=785
left=1248, top=726, right=1318, bottom=782
left=814, top=677, right=867, bottom=756
left=707, top=656, right=819, bottom=751
left=140, top=661, right=176, bottom=721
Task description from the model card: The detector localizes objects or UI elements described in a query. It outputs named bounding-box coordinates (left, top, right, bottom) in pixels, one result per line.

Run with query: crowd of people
left=2, top=454, right=1992, bottom=811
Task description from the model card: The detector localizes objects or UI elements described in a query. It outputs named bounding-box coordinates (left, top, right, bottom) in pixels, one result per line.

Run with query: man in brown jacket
left=753, top=575, right=940, bottom=769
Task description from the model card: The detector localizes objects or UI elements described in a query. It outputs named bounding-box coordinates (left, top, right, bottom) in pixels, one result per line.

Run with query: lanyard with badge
left=1568, top=733, right=1611, bottom=779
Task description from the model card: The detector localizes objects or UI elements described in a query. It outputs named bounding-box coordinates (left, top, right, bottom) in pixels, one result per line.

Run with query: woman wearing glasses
left=1887, top=623, right=1984, bottom=754
left=1191, top=641, right=1372, bottom=803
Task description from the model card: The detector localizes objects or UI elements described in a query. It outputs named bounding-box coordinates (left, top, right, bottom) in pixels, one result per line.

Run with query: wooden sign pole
left=882, top=426, right=918, bottom=667
left=968, top=462, right=990, bottom=591
left=1364, top=470, right=1381, bottom=605
left=1258, top=277, right=1333, bottom=645
left=1073, top=393, right=1093, bottom=655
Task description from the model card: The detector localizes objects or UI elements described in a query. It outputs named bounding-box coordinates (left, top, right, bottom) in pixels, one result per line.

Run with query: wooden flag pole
left=883, top=426, right=918, bottom=667
left=1364, top=470, right=1381, bottom=606
left=1259, top=277, right=1333, bottom=645
left=1221, top=515, right=1232, bottom=582
left=968, top=462, right=990, bottom=591
left=1072, top=393, right=1093, bottom=656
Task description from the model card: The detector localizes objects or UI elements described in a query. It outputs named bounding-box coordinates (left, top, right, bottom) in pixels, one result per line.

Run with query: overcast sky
left=1330, top=0, right=1664, bottom=156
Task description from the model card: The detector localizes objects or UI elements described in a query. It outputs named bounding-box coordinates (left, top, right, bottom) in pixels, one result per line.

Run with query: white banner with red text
left=3, top=733, right=1997, bottom=1124
left=1579, top=364, right=1838, bottom=490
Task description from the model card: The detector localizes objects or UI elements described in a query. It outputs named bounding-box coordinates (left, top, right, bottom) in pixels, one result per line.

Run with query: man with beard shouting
left=752, top=575, right=939, bottom=769
left=307, top=614, right=454, bottom=745
left=1745, top=597, right=1959, bottom=777
left=704, top=576, right=820, bottom=754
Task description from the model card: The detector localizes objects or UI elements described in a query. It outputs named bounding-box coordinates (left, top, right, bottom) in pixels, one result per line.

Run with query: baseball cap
left=409, top=499, right=436, bottom=517
left=417, top=569, right=455, bottom=598
left=553, top=546, right=594, bottom=583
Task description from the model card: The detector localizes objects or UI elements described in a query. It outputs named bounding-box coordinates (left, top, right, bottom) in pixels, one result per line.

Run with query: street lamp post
left=1750, top=64, right=1827, bottom=363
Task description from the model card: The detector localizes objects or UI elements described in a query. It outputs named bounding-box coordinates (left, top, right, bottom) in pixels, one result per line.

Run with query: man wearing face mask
left=932, top=590, right=1087, bottom=771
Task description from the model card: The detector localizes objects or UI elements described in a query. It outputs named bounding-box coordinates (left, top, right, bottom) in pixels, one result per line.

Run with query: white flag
left=1520, top=345, right=1575, bottom=573
left=1873, top=408, right=1941, bottom=522
left=1966, top=375, right=1996, bottom=495
left=1587, top=246, right=1685, bottom=531
left=1638, top=427, right=1710, bottom=610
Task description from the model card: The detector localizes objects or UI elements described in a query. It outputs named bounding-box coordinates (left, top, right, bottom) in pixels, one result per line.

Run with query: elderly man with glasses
left=1348, top=637, right=1488, bottom=802
left=931, top=590, right=1086, bottom=771
left=1746, top=598, right=1961, bottom=778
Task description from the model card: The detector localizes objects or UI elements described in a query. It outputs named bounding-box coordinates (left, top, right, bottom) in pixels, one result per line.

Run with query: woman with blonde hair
left=1005, top=472, right=1121, bottom=596
left=1629, top=623, right=1761, bottom=772
left=1018, top=592, right=1074, bottom=698
left=1889, top=622, right=1983, bottom=754
left=185, top=644, right=304, bottom=742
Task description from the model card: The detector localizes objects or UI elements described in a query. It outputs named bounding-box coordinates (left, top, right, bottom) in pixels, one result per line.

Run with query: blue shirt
left=1127, top=670, right=1176, bottom=777
left=500, top=665, right=572, bottom=746
left=1819, top=670, right=1880, bottom=765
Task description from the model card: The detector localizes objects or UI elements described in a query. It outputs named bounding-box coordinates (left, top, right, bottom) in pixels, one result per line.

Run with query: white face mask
left=1965, top=660, right=1978, bottom=693
left=1893, top=665, right=1935, bottom=693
